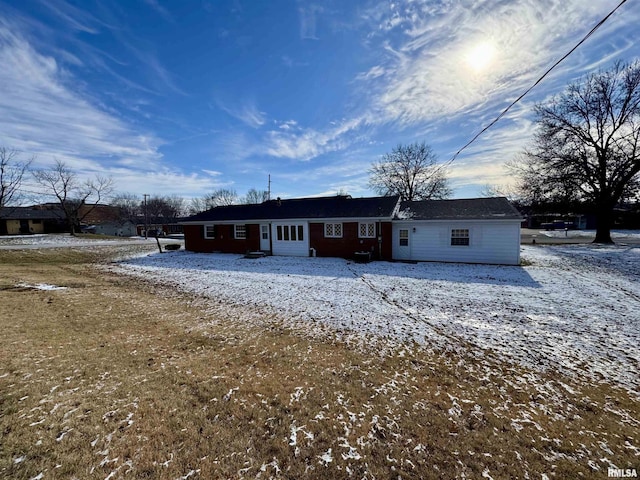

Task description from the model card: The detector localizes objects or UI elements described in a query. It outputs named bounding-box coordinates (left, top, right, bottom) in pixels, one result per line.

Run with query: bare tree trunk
left=593, top=206, right=614, bottom=244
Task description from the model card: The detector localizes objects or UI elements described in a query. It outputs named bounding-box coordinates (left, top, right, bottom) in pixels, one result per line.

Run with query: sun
left=466, top=41, right=497, bottom=73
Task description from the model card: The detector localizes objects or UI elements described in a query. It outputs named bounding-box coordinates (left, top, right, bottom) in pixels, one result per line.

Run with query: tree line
left=2, top=60, right=639, bottom=243
left=0, top=154, right=270, bottom=235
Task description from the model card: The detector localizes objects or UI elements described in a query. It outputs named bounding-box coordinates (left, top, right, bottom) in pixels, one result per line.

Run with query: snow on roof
left=396, top=197, right=522, bottom=221
left=183, top=195, right=401, bottom=223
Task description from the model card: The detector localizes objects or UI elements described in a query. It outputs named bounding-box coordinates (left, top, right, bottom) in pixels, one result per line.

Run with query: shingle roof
left=0, top=206, right=64, bottom=220
left=182, top=195, right=401, bottom=223
left=396, top=197, right=522, bottom=220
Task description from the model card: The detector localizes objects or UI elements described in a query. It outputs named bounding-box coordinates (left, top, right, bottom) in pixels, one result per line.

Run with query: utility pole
left=267, top=174, right=271, bottom=201
left=143, top=194, right=149, bottom=239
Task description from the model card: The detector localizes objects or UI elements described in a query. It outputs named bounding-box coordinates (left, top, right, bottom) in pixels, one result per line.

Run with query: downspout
left=377, top=221, right=383, bottom=260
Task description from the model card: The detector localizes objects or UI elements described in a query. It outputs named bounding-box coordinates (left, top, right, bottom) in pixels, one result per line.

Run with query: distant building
left=0, top=206, right=66, bottom=235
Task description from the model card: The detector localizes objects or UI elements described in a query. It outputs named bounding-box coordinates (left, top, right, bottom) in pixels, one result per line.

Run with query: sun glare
left=466, top=42, right=497, bottom=72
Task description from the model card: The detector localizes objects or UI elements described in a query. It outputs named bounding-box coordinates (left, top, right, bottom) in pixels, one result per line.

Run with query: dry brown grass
left=0, top=247, right=638, bottom=479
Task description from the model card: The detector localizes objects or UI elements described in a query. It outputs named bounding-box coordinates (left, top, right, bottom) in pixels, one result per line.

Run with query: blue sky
left=1, top=0, right=638, bottom=202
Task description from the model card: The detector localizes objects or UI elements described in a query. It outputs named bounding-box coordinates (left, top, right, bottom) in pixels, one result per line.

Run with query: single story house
left=0, top=206, right=66, bottom=235
left=181, top=195, right=522, bottom=265
left=182, top=195, right=399, bottom=259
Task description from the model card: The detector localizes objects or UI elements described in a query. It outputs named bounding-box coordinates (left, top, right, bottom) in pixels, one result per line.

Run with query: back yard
left=1, top=241, right=638, bottom=479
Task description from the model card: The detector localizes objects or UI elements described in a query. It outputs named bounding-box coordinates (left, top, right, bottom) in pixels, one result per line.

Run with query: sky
left=1, top=0, right=639, bottom=203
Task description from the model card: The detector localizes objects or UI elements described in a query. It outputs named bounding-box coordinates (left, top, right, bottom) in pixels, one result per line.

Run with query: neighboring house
left=78, top=204, right=138, bottom=236
left=0, top=206, right=66, bottom=235
left=393, top=197, right=522, bottom=265
left=181, top=195, right=522, bottom=265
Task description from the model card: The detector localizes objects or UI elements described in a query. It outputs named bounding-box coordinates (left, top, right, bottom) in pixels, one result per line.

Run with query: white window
left=234, top=224, right=247, bottom=239
left=451, top=228, right=470, bottom=246
left=261, top=225, right=269, bottom=240
left=276, top=225, right=304, bottom=241
left=399, top=229, right=409, bottom=246
left=359, top=222, right=376, bottom=238
left=324, top=223, right=342, bottom=238
left=204, top=225, right=215, bottom=239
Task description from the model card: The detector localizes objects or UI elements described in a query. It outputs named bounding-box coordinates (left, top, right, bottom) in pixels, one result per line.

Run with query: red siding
left=309, top=221, right=393, bottom=260
left=185, top=221, right=393, bottom=260
left=183, top=224, right=260, bottom=253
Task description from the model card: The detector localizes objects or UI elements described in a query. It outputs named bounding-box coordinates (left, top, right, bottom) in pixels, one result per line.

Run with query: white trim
left=204, top=225, right=215, bottom=239
left=275, top=224, right=305, bottom=242
left=324, top=222, right=343, bottom=238
left=260, top=223, right=270, bottom=251
left=358, top=222, right=376, bottom=238
left=234, top=224, right=247, bottom=239
left=450, top=228, right=470, bottom=246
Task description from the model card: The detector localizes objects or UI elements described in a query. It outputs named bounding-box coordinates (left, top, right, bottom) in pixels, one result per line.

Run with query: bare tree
left=32, top=160, right=113, bottom=235
left=208, top=188, right=239, bottom=207
left=242, top=188, right=269, bottom=204
left=142, top=195, right=186, bottom=233
left=111, top=192, right=141, bottom=224
left=191, top=188, right=239, bottom=212
left=0, top=147, right=32, bottom=208
left=188, top=196, right=208, bottom=215
left=479, top=183, right=520, bottom=202
left=164, top=195, right=186, bottom=217
left=512, top=60, right=640, bottom=243
left=369, top=142, right=452, bottom=201
left=188, top=188, right=265, bottom=214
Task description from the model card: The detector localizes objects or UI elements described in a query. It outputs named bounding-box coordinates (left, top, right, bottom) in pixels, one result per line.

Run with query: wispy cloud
left=142, top=0, right=174, bottom=23
left=88, top=166, right=226, bottom=199
left=264, top=1, right=626, bottom=166
left=39, top=0, right=104, bottom=34
left=365, top=0, right=617, bottom=125
left=270, top=151, right=373, bottom=198
left=217, top=99, right=266, bottom=128
left=35, top=0, right=186, bottom=97
left=298, top=4, right=322, bottom=40
left=0, top=19, right=165, bottom=174
left=264, top=116, right=368, bottom=161
left=105, top=27, right=187, bottom=96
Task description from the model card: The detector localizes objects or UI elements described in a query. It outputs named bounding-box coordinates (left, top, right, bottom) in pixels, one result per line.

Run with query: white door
left=394, top=227, right=411, bottom=260
left=260, top=224, right=270, bottom=251
left=271, top=222, right=309, bottom=256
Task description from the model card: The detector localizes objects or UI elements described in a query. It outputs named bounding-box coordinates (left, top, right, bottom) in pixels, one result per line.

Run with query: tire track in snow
left=347, top=264, right=486, bottom=355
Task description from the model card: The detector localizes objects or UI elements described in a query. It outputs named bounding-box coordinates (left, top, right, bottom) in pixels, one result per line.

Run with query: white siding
left=271, top=221, right=310, bottom=256
left=392, top=220, right=520, bottom=265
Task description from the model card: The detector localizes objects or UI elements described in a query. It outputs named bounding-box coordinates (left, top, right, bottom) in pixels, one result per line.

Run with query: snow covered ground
left=0, top=234, right=181, bottom=249
left=109, top=245, right=640, bottom=397
left=539, top=229, right=640, bottom=240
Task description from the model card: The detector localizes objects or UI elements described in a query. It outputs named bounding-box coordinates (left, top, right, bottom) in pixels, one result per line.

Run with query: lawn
left=1, top=244, right=638, bottom=479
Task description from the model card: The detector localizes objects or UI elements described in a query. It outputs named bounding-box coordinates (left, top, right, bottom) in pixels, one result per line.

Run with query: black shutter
left=245, top=224, right=250, bottom=238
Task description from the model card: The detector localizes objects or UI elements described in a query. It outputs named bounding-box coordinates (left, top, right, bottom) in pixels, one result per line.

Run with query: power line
left=447, top=0, right=628, bottom=165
